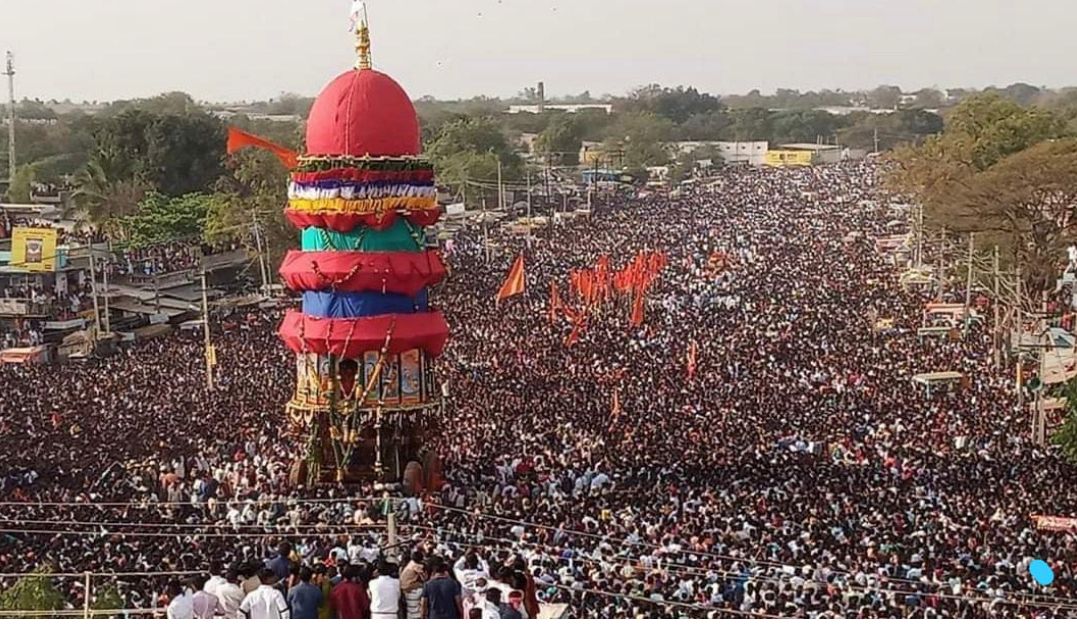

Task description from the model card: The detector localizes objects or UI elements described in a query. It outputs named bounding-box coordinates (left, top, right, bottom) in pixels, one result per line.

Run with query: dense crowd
left=2, top=160, right=1077, bottom=618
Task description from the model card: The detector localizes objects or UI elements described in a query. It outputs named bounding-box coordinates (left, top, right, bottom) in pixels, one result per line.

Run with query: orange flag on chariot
left=686, top=340, right=698, bottom=380
left=226, top=127, right=299, bottom=169
left=496, top=255, right=526, bottom=303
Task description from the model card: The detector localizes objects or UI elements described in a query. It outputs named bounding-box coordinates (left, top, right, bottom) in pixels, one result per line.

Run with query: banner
left=1032, top=515, right=1077, bottom=532
left=11, top=227, right=58, bottom=272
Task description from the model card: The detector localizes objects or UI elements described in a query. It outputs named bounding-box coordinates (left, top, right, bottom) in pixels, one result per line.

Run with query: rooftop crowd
left=2, top=160, right=1077, bottom=618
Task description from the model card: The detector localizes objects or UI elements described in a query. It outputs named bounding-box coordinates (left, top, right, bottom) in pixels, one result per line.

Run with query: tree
left=90, top=583, right=125, bottom=618
left=74, top=144, right=148, bottom=232
left=866, top=85, right=903, bottom=110
left=210, top=150, right=292, bottom=272
left=119, top=192, right=218, bottom=249
left=535, top=115, right=583, bottom=165
left=427, top=117, right=522, bottom=192
left=601, top=112, right=674, bottom=169
left=85, top=108, right=226, bottom=197
left=769, top=110, right=841, bottom=144
left=678, top=110, right=732, bottom=141
left=941, top=139, right=1077, bottom=299
left=911, top=88, right=945, bottom=109
left=6, top=164, right=36, bottom=203
left=1053, top=379, right=1077, bottom=463
left=0, top=566, right=66, bottom=615
left=620, top=85, right=724, bottom=124
left=727, top=108, right=773, bottom=142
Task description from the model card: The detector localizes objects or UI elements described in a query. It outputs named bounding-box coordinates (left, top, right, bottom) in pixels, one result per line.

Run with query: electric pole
left=873, top=127, right=879, bottom=154
left=4, top=51, right=15, bottom=184
left=201, top=266, right=216, bottom=390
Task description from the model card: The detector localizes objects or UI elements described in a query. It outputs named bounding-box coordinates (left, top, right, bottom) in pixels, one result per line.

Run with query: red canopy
left=279, top=250, right=447, bottom=296
left=284, top=206, right=442, bottom=232
left=305, top=69, right=421, bottom=158
left=278, top=310, right=449, bottom=358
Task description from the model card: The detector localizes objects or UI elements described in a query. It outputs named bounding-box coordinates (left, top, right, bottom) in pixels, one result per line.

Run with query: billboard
left=10, top=227, right=59, bottom=272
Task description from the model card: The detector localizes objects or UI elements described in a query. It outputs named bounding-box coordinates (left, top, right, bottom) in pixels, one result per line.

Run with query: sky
left=0, top=0, right=1074, bottom=103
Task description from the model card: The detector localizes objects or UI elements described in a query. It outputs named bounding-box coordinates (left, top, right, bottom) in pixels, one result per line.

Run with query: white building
left=508, top=103, right=613, bottom=115
left=672, top=141, right=770, bottom=166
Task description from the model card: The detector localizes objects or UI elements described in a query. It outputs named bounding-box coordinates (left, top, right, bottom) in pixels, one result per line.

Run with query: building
left=716, top=142, right=768, bottom=166
left=778, top=143, right=844, bottom=165
left=508, top=103, right=613, bottom=115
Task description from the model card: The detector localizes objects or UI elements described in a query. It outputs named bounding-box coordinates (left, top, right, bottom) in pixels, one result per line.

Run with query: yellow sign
left=764, top=150, right=814, bottom=167
left=11, top=227, right=59, bottom=272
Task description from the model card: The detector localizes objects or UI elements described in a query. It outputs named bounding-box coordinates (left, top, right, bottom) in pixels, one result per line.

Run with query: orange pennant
left=496, top=255, right=526, bottom=303
left=226, top=127, right=299, bottom=169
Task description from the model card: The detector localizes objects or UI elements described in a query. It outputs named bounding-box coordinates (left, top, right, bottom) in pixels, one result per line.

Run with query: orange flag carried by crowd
left=227, top=127, right=299, bottom=169
left=686, top=340, right=699, bottom=380
left=549, top=282, right=564, bottom=324
left=496, top=255, right=526, bottom=303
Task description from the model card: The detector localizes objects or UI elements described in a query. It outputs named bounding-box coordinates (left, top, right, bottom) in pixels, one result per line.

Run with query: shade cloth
left=279, top=310, right=449, bottom=358
left=280, top=250, right=446, bottom=296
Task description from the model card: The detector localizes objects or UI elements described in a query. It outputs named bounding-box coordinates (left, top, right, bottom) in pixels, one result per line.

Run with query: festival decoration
left=274, top=6, right=449, bottom=484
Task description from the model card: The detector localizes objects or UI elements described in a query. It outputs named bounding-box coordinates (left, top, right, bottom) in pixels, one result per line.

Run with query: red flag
left=629, top=291, right=645, bottom=327
left=549, top=282, right=563, bottom=324
left=686, top=340, right=698, bottom=380
left=496, top=255, right=526, bottom=303
left=227, top=127, right=299, bottom=169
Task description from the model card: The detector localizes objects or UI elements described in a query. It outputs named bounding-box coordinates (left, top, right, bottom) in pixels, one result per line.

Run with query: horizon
left=2, top=0, right=1074, bottom=103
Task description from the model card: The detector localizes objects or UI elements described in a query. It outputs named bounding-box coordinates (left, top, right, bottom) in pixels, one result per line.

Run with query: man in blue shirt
left=287, top=566, right=324, bottom=619
left=266, top=541, right=293, bottom=587
left=421, top=562, right=463, bottom=619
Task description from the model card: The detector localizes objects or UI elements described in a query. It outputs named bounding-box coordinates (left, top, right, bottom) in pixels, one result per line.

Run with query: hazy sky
left=1, top=0, right=1074, bottom=103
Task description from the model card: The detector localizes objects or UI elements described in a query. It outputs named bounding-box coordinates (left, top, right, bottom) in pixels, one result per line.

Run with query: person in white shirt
left=165, top=581, right=194, bottom=619
left=203, top=562, right=227, bottom=596
left=238, top=570, right=290, bottom=619
left=368, top=563, right=401, bottom=619
left=214, top=568, right=246, bottom=619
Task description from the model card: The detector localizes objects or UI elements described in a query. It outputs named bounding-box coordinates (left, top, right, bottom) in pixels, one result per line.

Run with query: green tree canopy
left=427, top=117, right=522, bottom=191
left=0, top=566, right=66, bottom=615
left=535, top=115, right=583, bottom=165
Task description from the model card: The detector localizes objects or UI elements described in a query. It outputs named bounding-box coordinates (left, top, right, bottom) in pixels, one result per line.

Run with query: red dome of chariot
left=305, top=68, right=421, bottom=158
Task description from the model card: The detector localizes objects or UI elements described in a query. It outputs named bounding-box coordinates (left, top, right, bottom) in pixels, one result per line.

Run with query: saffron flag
left=227, top=127, right=299, bottom=169
left=549, top=282, right=563, bottom=324
left=686, top=340, right=698, bottom=380
left=629, top=291, right=645, bottom=327
left=496, top=255, right=526, bottom=303
left=611, top=389, right=622, bottom=417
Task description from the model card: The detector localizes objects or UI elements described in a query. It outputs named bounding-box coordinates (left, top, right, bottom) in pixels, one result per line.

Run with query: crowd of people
left=2, top=159, right=1077, bottom=618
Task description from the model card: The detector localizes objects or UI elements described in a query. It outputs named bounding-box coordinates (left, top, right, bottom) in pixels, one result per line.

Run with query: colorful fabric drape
left=226, top=127, right=299, bottom=169
left=301, top=222, right=425, bottom=253
left=496, top=255, right=526, bottom=303
left=278, top=310, right=449, bottom=358
left=280, top=250, right=446, bottom=296
left=301, top=290, right=429, bottom=318
left=285, top=205, right=442, bottom=232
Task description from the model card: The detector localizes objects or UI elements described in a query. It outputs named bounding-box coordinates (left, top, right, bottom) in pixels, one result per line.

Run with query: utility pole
left=914, top=204, right=924, bottom=268
left=4, top=52, right=14, bottom=184
left=1015, top=262, right=1023, bottom=407
left=497, top=158, right=504, bottom=211
left=992, top=245, right=1001, bottom=366
left=935, top=228, right=945, bottom=301
left=873, top=127, right=879, bottom=154
left=101, top=243, right=111, bottom=334
left=525, top=168, right=533, bottom=249
left=88, top=249, right=102, bottom=336
left=251, top=212, right=270, bottom=296
left=963, top=233, right=975, bottom=326
left=481, top=195, right=490, bottom=265
left=201, top=267, right=216, bottom=390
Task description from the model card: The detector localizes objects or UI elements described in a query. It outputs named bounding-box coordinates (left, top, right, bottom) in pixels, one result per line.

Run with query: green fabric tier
left=300, top=219, right=424, bottom=253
